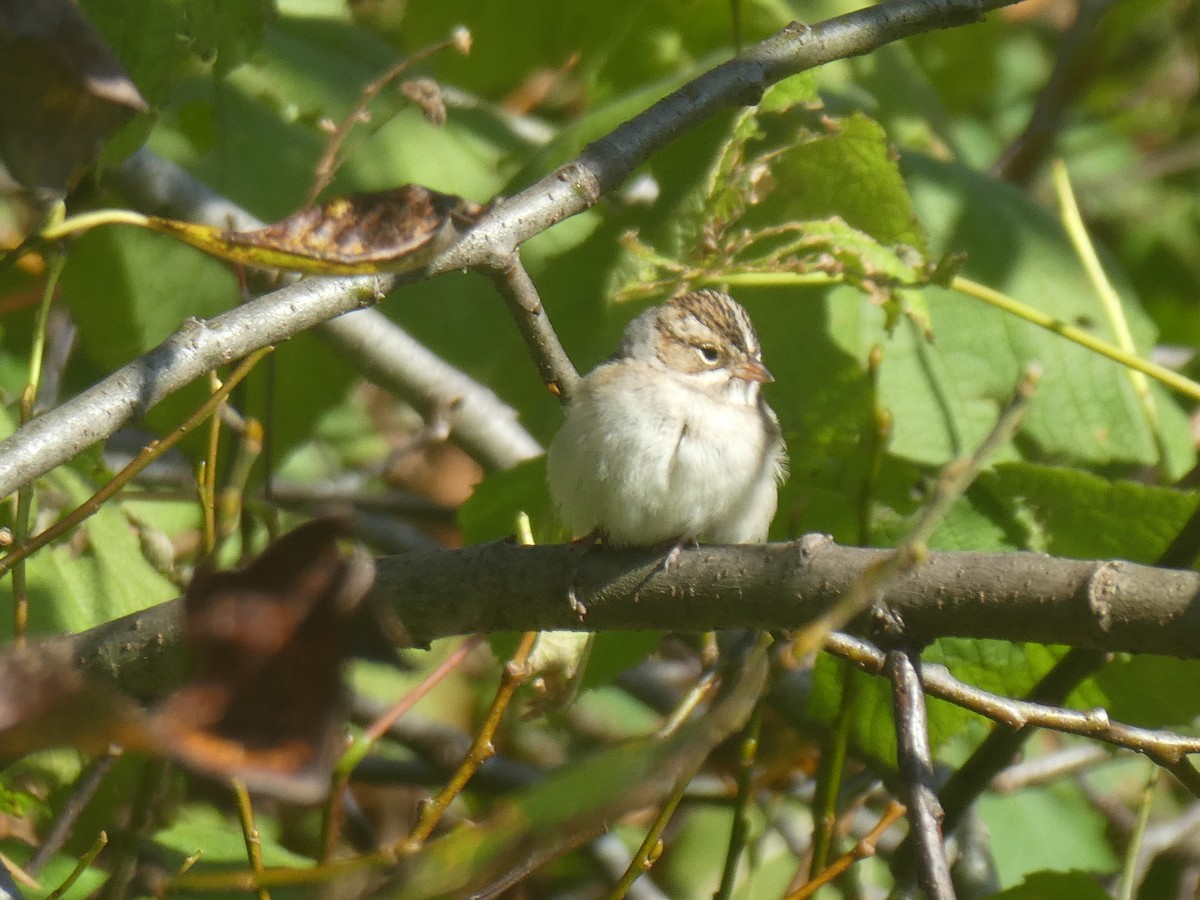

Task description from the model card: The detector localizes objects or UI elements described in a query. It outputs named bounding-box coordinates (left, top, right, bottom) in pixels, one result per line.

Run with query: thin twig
left=306, top=30, right=469, bottom=205
left=992, top=0, right=1113, bottom=183
left=589, top=833, right=670, bottom=900
left=714, top=704, right=763, bottom=899
left=45, top=830, right=107, bottom=900
left=825, top=634, right=1200, bottom=794
left=28, top=751, right=119, bottom=875
left=321, top=634, right=483, bottom=861
left=806, top=664, right=857, bottom=880
left=0, top=347, right=272, bottom=580
left=785, top=801, right=906, bottom=900
left=604, top=777, right=688, bottom=900
left=232, top=780, right=270, bottom=900
left=404, top=631, right=539, bottom=847
left=858, top=344, right=890, bottom=546
left=796, top=364, right=1040, bottom=654
left=990, top=744, right=1110, bottom=794
left=12, top=250, right=66, bottom=644
left=99, top=759, right=171, bottom=900
left=656, top=669, right=720, bottom=739
left=200, top=371, right=224, bottom=557
left=887, top=648, right=955, bottom=900
left=218, top=416, right=263, bottom=541
left=937, top=648, right=1108, bottom=833
left=1117, top=766, right=1159, bottom=900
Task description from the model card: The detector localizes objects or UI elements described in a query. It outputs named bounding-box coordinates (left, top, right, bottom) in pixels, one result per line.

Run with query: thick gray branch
left=73, top=536, right=1200, bottom=698
left=0, top=274, right=386, bottom=499
left=0, top=0, right=1017, bottom=500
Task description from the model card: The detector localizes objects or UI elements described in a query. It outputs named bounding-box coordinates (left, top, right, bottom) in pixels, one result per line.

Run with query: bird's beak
left=735, top=359, right=774, bottom=384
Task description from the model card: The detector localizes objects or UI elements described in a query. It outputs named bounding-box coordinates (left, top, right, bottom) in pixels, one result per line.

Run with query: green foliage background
left=0, top=0, right=1198, bottom=896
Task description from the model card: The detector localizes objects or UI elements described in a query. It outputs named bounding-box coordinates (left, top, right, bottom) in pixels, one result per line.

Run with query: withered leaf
left=0, top=519, right=374, bottom=804
left=153, top=518, right=374, bottom=803
left=148, top=184, right=483, bottom=275
left=0, top=640, right=152, bottom=761
left=0, top=0, right=146, bottom=196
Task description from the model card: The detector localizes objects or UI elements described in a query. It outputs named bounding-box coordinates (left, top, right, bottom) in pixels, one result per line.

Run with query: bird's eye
left=697, top=345, right=720, bottom=363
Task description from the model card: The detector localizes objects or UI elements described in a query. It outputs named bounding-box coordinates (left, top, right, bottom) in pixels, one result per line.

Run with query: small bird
left=547, top=289, right=786, bottom=548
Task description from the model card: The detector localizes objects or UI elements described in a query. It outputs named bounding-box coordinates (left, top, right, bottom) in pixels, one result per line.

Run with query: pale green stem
left=1053, top=160, right=1169, bottom=475
left=39, top=209, right=150, bottom=241
left=1116, top=765, right=1158, bottom=900
left=46, top=830, right=108, bottom=900
left=951, top=276, right=1200, bottom=403
left=13, top=249, right=67, bottom=643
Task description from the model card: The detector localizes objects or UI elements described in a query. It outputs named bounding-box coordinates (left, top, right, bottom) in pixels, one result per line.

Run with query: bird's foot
left=654, top=536, right=697, bottom=575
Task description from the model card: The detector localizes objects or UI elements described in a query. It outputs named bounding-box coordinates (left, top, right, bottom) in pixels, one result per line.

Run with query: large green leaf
left=983, top=461, right=1197, bottom=563
left=892, top=153, right=1195, bottom=477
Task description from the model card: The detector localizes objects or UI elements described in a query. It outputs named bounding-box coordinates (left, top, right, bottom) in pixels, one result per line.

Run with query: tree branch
left=72, top=535, right=1200, bottom=697
left=0, top=0, right=1021, bottom=500
left=887, top=648, right=954, bottom=900
left=116, top=149, right=544, bottom=473
left=489, top=261, right=580, bottom=404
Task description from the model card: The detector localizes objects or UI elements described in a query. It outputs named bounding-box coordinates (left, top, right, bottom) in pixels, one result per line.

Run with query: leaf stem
left=45, top=830, right=107, bottom=900
left=1052, top=159, right=1170, bottom=476
left=952, top=275, right=1200, bottom=403
left=38, top=209, right=151, bottom=241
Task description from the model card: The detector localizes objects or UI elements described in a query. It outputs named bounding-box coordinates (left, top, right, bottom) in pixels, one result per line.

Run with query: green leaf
left=459, top=457, right=554, bottom=545
left=78, top=0, right=194, bottom=109
left=895, top=153, right=1196, bottom=476
left=983, top=462, right=1197, bottom=563
left=184, top=0, right=275, bottom=76
left=155, top=803, right=312, bottom=865
left=979, top=783, right=1120, bottom=888
left=368, top=0, right=794, bottom=105
left=0, top=842, right=108, bottom=900
left=991, top=870, right=1113, bottom=900
left=61, top=226, right=237, bottom=370
left=1086, top=655, right=1200, bottom=729
left=751, top=112, right=927, bottom=252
